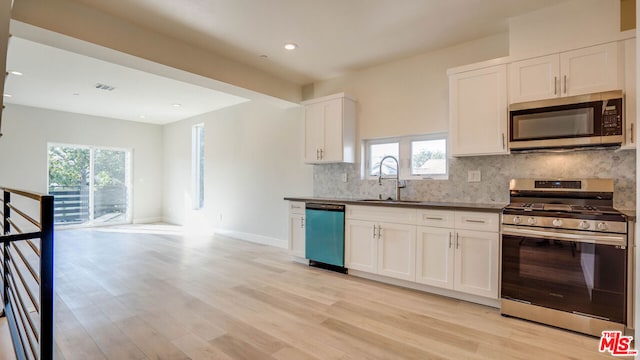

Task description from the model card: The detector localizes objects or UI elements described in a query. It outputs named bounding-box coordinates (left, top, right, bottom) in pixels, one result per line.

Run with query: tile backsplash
left=313, top=149, right=637, bottom=209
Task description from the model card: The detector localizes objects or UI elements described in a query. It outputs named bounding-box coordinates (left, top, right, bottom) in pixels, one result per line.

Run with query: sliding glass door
left=48, top=144, right=131, bottom=226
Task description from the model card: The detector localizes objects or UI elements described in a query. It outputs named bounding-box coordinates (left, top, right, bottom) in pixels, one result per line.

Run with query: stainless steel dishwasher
left=305, top=203, right=346, bottom=272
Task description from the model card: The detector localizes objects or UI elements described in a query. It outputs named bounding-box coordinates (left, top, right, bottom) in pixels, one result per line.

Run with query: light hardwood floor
left=1, top=224, right=613, bottom=359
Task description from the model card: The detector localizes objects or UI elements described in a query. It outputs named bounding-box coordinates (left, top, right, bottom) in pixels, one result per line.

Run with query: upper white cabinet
left=509, top=54, right=560, bottom=103
left=509, top=42, right=622, bottom=103
left=449, top=64, right=508, bottom=156
left=302, top=93, right=356, bottom=164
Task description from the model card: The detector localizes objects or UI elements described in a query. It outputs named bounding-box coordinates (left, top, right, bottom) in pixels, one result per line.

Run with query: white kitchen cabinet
left=345, top=219, right=378, bottom=273
left=509, top=42, right=621, bottom=103
left=509, top=54, right=560, bottom=103
left=449, top=64, right=508, bottom=156
left=302, top=93, right=356, bottom=164
left=288, top=202, right=305, bottom=258
left=416, top=226, right=454, bottom=289
left=415, top=209, right=499, bottom=299
left=453, top=229, right=499, bottom=299
left=377, top=222, right=416, bottom=281
left=345, top=206, right=417, bottom=281
left=623, top=38, right=636, bottom=149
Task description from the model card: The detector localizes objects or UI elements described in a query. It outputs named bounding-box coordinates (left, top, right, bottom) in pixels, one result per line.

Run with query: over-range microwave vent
left=510, top=143, right=621, bottom=154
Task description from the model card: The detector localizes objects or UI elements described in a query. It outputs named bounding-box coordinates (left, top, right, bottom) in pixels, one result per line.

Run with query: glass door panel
left=93, top=149, right=129, bottom=224
left=48, top=146, right=90, bottom=225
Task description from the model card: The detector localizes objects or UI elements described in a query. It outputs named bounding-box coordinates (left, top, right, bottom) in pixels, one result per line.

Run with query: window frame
left=364, top=132, right=448, bottom=181
left=192, top=123, right=205, bottom=209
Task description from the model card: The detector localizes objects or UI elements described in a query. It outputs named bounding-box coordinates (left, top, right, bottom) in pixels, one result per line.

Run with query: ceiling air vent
left=95, top=83, right=116, bottom=91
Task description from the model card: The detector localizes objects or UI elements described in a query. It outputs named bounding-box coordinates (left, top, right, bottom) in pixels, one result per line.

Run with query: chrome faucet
left=378, top=155, right=406, bottom=201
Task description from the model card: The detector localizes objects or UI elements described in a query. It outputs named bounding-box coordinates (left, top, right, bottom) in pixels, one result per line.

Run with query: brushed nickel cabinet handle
left=448, top=232, right=452, bottom=248
left=455, top=233, right=459, bottom=249
left=563, top=75, right=567, bottom=94
left=300, top=217, right=304, bottom=228
left=465, top=219, right=486, bottom=224
left=554, top=76, right=557, bottom=95
left=425, top=216, right=443, bottom=221
left=373, top=225, right=377, bottom=238
left=502, top=133, right=506, bottom=149
left=631, top=123, right=634, bottom=143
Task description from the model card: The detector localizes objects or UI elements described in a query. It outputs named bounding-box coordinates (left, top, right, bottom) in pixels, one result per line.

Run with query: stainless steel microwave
left=509, top=90, right=624, bottom=152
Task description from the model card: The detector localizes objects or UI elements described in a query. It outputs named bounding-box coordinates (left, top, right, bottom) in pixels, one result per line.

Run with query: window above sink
left=364, top=132, right=448, bottom=181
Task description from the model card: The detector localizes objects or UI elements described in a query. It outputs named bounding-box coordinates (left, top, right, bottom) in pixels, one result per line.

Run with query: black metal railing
left=0, top=188, right=54, bottom=360
left=49, top=185, right=127, bottom=224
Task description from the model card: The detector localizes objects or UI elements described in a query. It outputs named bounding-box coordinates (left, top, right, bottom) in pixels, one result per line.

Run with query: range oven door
left=501, top=226, right=627, bottom=323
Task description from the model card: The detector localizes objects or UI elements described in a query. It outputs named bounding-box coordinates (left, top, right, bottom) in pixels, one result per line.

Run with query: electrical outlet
left=342, top=173, right=348, bottom=182
left=467, top=170, right=481, bottom=183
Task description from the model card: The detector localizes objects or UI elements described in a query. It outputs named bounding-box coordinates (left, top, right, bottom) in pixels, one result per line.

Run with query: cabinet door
left=449, top=65, right=508, bottom=156
left=345, top=220, right=377, bottom=273
left=560, top=42, right=621, bottom=97
left=416, top=226, right=454, bottom=289
left=377, top=222, right=416, bottom=281
left=624, top=38, right=636, bottom=149
left=509, top=54, right=560, bottom=103
left=304, top=102, right=325, bottom=163
left=288, top=214, right=305, bottom=258
left=453, top=230, right=499, bottom=299
left=320, top=98, right=344, bottom=162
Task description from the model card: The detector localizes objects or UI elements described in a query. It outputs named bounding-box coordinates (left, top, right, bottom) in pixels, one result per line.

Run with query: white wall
left=163, top=100, right=313, bottom=247
left=0, top=104, right=164, bottom=223
left=509, top=0, right=621, bottom=58
left=311, top=33, right=509, bottom=142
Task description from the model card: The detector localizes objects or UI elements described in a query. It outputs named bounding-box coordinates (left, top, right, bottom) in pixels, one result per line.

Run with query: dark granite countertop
left=284, top=196, right=506, bottom=213
left=618, top=209, right=636, bottom=221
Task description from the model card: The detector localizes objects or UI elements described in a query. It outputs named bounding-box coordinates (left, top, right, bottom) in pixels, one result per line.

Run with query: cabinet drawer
left=346, top=205, right=416, bottom=225
left=454, top=211, right=499, bottom=232
left=289, top=201, right=305, bottom=215
left=416, top=209, right=455, bottom=228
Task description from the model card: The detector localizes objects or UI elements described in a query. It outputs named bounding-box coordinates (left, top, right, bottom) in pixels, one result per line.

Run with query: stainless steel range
left=501, top=179, right=630, bottom=336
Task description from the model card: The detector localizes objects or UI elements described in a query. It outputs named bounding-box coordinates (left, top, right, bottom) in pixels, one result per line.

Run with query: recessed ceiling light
left=284, top=43, right=298, bottom=50
left=139, top=115, right=146, bottom=119
left=3, top=93, right=12, bottom=98
left=172, top=103, right=182, bottom=108
left=9, top=71, right=22, bottom=76
left=72, top=92, right=80, bottom=96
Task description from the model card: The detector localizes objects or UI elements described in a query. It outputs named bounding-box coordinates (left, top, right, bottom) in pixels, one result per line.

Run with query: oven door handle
left=502, top=225, right=626, bottom=246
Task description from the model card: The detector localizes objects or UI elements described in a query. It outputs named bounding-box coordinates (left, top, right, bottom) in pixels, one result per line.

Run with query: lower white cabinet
left=377, top=223, right=416, bottom=282
left=415, top=210, right=500, bottom=299
left=453, top=230, right=499, bottom=299
left=345, top=205, right=499, bottom=300
left=345, top=219, right=378, bottom=273
left=345, top=206, right=417, bottom=281
left=416, top=226, right=454, bottom=289
left=288, top=202, right=305, bottom=258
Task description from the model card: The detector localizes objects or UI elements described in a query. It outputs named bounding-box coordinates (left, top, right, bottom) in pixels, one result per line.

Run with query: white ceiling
left=3, top=0, right=567, bottom=124
left=4, top=37, right=249, bottom=125
left=72, top=0, right=566, bottom=84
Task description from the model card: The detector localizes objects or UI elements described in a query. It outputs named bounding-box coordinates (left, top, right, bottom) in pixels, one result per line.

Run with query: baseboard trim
left=215, top=229, right=287, bottom=249
left=133, top=217, right=164, bottom=224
